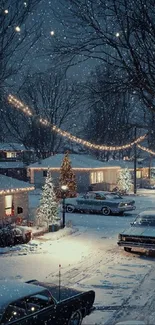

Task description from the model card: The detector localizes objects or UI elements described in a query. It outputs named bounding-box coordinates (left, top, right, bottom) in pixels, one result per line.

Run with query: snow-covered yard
left=1, top=190, right=155, bottom=324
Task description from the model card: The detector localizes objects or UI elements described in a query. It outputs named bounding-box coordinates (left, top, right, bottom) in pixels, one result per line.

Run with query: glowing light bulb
left=116, top=32, right=120, bottom=37
left=15, top=26, right=21, bottom=32
left=4, top=9, right=9, bottom=14
left=50, top=30, right=55, bottom=36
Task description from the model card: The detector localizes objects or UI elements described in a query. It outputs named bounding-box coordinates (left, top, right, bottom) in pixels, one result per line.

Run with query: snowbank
left=0, top=226, right=78, bottom=255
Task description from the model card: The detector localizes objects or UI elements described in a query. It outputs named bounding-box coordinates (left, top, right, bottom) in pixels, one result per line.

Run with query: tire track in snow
left=46, top=246, right=118, bottom=285
left=103, top=264, right=154, bottom=325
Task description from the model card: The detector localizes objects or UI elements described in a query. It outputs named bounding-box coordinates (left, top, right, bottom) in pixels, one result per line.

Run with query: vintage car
left=0, top=279, right=95, bottom=325
left=118, top=210, right=155, bottom=252
left=64, top=191, right=135, bottom=215
left=0, top=225, right=32, bottom=247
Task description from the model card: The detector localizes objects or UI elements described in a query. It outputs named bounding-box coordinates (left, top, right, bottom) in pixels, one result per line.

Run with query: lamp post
left=61, top=185, right=68, bottom=228
left=133, top=126, right=137, bottom=194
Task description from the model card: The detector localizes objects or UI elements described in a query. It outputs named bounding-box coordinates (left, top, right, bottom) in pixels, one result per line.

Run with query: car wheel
left=66, top=205, right=75, bottom=213
left=68, top=310, right=82, bottom=325
left=101, top=206, right=111, bottom=216
left=124, top=247, right=132, bottom=252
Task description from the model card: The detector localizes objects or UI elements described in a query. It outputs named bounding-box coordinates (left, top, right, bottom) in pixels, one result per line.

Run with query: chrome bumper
left=118, top=240, right=155, bottom=250
left=113, top=206, right=136, bottom=213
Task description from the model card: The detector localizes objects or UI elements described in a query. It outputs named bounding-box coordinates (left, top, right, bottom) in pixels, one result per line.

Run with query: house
left=28, top=154, right=122, bottom=192
left=0, top=142, right=34, bottom=181
left=0, top=175, right=35, bottom=225
left=28, top=153, right=155, bottom=192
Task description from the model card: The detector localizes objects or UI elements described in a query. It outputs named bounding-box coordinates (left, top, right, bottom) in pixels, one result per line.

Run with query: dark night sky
left=11, top=0, right=100, bottom=88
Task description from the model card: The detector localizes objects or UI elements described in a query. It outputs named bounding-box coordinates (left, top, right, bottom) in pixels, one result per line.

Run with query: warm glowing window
left=5, top=195, right=14, bottom=216
left=90, top=171, right=104, bottom=184
left=136, top=170, right=142, bottom=179
left=6, top=152, right=17, bottom=158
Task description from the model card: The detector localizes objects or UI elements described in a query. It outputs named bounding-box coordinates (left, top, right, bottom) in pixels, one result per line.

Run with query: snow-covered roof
left=0, top=175, right=34, bottom=192
left=28, top=154, right=147, bottom=170
left=0, top=280, right=45, bottom=311
left=0, top=143, right=33, bottom=151
left=0, top=161, right=24, bottom=169
left=28, top=154, right=120, bottom=169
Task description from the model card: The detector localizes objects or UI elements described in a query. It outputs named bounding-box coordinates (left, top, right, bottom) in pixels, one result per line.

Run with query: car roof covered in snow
left=0, top=280, right=46, bottom=311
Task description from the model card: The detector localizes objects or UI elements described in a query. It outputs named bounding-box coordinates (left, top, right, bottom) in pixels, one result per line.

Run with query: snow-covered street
left=1, top=192, right=155, bottom=324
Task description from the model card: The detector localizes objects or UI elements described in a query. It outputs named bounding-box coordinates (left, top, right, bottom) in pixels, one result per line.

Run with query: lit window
left=136, top=170, right=142, bottom=179
left=90, top=171, right=104, bottom=184
left=6, top=152, right=17, bottom=158
left=5, top=195, right=14, bottom=216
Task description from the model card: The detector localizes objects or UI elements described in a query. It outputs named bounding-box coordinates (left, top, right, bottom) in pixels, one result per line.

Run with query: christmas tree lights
left=59, top=152, right=77, bottom=197
left=37, top=169, right=59, bottom=227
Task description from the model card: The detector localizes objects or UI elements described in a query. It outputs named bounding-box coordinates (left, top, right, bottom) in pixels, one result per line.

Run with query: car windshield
left=105, top=194, right=121, bottom=200
left=134, top=214, right=155, bottom=226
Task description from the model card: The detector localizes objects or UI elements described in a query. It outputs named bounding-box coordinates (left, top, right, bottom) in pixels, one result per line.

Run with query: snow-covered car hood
left=121, top=226, right=155, bottom=237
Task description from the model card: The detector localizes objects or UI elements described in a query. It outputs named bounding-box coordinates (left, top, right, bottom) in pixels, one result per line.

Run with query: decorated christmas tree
left=59, top=152, right=77, bottom=197
left=117, top=168, right=132, bottom=193
left=37, top=168, right=58, bottom=227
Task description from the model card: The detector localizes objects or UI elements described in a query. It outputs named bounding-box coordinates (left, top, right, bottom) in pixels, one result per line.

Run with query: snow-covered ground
left=1, top=190, right=155, bottom=324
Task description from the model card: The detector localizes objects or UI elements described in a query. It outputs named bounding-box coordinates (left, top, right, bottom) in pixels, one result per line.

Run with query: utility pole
left=134, top=126, right=137, bottom=194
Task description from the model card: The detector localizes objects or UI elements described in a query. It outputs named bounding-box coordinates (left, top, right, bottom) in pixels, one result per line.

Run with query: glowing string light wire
left=8, top=94, right=147, bottom=151
left=137, top=144, right=155, bottom=156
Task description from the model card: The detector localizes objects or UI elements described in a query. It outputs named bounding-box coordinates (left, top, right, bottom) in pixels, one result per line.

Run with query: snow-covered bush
left=117, top=168, right=132, bottom=193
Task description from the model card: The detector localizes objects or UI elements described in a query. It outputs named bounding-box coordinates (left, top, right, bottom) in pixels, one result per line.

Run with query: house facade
left=28, top=154, right=121, bottom=192
left=0, top=175, right=35, bottom=225
left=0, top=143, right=34, bottom=181
left=27, top=154, right=155, bottom=193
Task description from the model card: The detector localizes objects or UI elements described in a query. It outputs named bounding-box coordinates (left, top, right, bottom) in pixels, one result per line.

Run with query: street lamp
left=133, top=126, right=137, bottom=194
left=61, top=185, right=68, bottom=228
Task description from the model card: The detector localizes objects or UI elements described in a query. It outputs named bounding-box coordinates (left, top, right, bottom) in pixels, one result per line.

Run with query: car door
left=25, top=290, right=58, bottom=325
left=1, top=299, right=34, bottom=325
left=86, top=193, right=106, bottom=212
left=75, top=195, right=89, bottom=211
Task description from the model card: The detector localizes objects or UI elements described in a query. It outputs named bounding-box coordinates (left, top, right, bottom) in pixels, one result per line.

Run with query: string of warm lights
left=137, top=144, right=155, bottom=156
left=8, top=94, right=147, bottom=151
left=0, top=186, right=35, bottom=196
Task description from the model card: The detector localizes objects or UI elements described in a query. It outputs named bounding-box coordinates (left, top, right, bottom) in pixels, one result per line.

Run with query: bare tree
left=0, top=0, right=43, bottom=142
left=84, top=63, right=141, bottom=159
left=49, top=0, right=155, bottom=113
left=5, top=69, right=81, bottom=157
left=0, top=0, right=42, bottom=89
